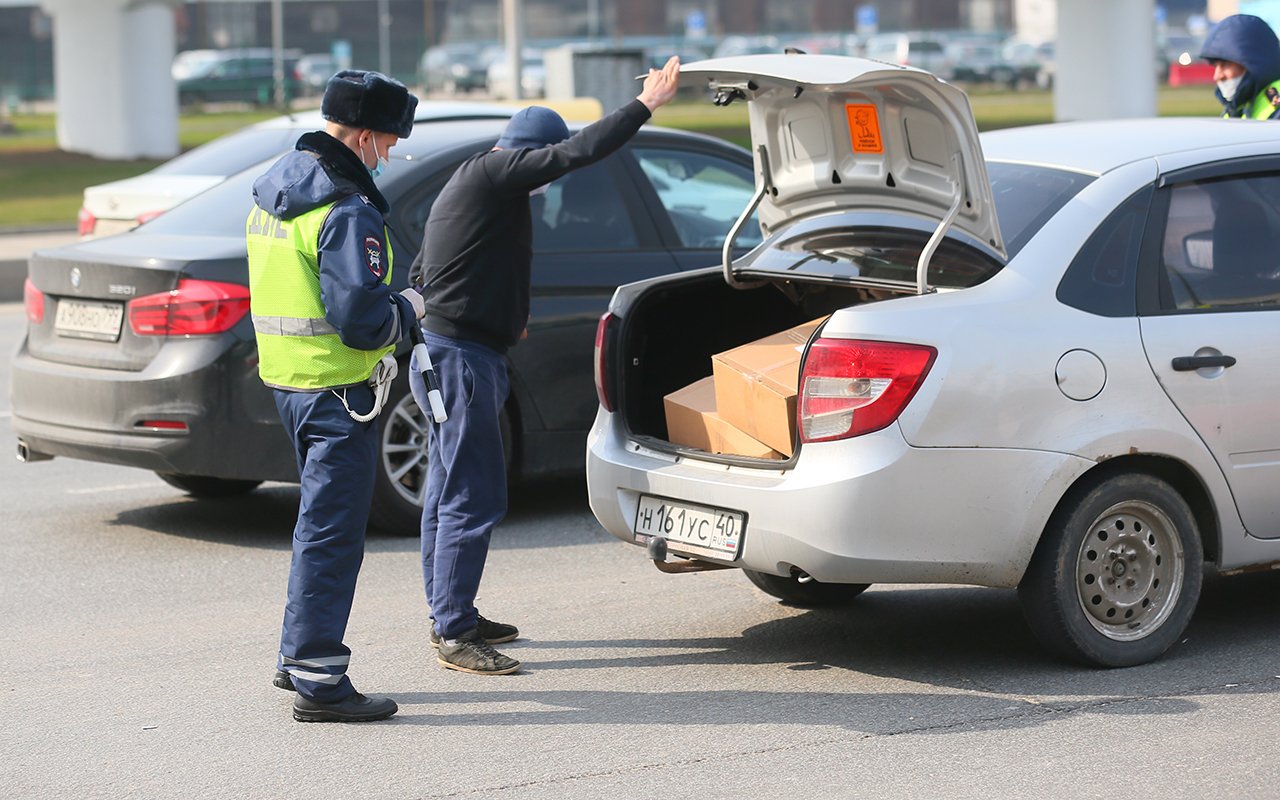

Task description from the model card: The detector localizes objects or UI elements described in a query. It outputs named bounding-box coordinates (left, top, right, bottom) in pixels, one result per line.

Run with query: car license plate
left=54, top=299, right=124, bottom=341
left=634, top=495, right=744, bottom=559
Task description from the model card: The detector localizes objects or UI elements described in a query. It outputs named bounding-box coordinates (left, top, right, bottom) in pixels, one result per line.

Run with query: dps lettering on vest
left=246, top=202, right=394, bottom=391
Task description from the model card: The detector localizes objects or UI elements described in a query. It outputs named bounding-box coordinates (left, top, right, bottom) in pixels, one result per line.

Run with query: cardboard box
left=664, top=376, right=782, bottom=460
left=711, top=317, right=826, bottom=456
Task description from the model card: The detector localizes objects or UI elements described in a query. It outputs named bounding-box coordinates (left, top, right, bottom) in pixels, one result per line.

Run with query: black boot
left=292, top=692, right=398, bottom=723
left=273, top=670, right=296, bottom=691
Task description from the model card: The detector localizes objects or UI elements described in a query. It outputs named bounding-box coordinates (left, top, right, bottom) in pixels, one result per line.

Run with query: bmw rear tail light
left=128, top=279, right=251, bottom=336
left=799, top=338, right=937, bottom=442
left=23, top=279, right=44, bottom=323
left=77, top=207, right=96, bottom=237
left=135, top=210, right=165, bottom=226
left=593, top=311, right=617, bottom=412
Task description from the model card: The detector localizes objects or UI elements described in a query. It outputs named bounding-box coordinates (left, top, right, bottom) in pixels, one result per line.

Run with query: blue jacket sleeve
left=316, top=196, right=413, bottom=351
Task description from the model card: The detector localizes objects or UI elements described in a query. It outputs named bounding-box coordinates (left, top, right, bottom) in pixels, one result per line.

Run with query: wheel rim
left=380, top=392, right=429, bottom=509
left=1074, top=499, right=1185, bottom=641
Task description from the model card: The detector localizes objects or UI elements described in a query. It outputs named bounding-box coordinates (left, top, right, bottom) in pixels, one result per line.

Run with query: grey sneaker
left=437, top=628, right=521, bottom=675
left=430, top=614, right=518, bottom=648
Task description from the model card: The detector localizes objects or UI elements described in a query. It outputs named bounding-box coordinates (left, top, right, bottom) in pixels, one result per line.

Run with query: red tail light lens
left=799, top=338, right=936, bottom=442
left=593, top=311, right=617, bottom=412
left=77, top=207, right=96, bottom=237
left=135, top=210, right=165, bottom=226
left=128, top=279, right=251, bottom=336
left=24, top=278, right=44, bottom=323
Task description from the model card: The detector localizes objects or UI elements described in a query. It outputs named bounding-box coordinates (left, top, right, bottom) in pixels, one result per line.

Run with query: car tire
left=743, top=569, right=870, bottom=607
left=156, top=472, right=262, bottom=498
left=1018, top=472, right=1203, bottom=668
left=368, top=368, right=514, bottom=536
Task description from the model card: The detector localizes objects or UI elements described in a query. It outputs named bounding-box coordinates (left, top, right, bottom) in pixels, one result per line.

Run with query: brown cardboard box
left=664, top=376, right=782, bottom=460
left=711, top=317, right=826, bottom=456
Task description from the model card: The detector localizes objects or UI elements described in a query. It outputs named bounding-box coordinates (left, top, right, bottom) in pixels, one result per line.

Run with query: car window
left=532, top=161, right=638, bottom=252
left=151, top=127, right=302, bottom=176
left=987, top=161, right=1094, bottom=258
left=631, top=147, right=762, bottom=250
left=1159, top=173, right=1280, bottom=311
left=395, top=160, right=638, bottom=255
left=1057, top=185, right=1151, bottom=317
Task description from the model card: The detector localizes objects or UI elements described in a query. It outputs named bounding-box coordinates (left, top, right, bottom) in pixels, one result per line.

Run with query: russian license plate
left=55, top=299, right=124, bottom=341
left=634, top=494, right=744, bottom=559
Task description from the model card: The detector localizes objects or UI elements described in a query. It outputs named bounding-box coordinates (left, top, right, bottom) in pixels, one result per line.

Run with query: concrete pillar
left=1056, top=0, right=1157, bottom=121
left=42, top=0, right=179, bottom=160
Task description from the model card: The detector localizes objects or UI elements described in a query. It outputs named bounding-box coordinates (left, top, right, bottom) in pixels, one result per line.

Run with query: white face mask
left=529, top=184, right=549, bottom=198
left=1218, top=74, right=1244, bottom=102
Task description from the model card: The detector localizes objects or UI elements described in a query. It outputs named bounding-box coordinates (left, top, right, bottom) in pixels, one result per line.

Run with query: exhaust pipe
left=16, top=440, right=52, bottom=463
left=645, top=536, right=736, bottom=574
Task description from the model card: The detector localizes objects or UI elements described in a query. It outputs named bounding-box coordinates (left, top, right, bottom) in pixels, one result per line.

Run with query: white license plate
left=55, top=299, right=124, bottom=341
left=634, top=495, right=744, bottom=559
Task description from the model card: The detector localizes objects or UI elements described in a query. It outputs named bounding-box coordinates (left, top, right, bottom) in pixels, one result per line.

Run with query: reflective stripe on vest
left=246, top=202, right=394, bottom=391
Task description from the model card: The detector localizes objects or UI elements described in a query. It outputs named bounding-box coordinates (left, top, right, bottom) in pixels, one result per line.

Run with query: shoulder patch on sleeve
left=1267, top=86, right=1280, bottom=107
left=364, top=235, right=385, bottom=278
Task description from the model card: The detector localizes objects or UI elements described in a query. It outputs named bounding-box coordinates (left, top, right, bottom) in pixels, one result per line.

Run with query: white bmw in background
left=586, top=55, right=1280, bottom=668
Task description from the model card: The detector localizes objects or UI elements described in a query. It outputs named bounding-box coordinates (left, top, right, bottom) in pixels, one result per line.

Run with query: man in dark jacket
left=406, top=56, right=681, bottom=675
left=1200, top=14, right=1280, bottom=119
left=247, top=70, right=425, bottom=721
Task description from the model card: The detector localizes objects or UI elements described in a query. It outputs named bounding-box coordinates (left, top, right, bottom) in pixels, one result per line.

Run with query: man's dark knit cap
left=495, top=106, right=570, bottom=150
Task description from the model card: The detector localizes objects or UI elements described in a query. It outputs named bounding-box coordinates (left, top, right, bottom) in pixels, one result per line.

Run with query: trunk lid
left=680, top=54, right=1005, bottom=288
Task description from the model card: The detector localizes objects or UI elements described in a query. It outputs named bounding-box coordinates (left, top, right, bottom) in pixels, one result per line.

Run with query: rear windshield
left=151, top=126, right=302, bottom=176
left=987, top=161, right=1093, bottom=257
left=738, top=162, right=1091, bottom=288
left=744, top=225, right=1003, bottom=289
left=141, top=161, right=266, bottom=237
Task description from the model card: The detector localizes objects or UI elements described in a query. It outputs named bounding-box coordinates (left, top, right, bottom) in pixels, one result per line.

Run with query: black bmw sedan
left=12, top=116, right=759, bottom=533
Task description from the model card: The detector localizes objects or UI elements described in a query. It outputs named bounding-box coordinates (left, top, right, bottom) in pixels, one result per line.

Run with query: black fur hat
left=321, top=70, right=418, bottom=138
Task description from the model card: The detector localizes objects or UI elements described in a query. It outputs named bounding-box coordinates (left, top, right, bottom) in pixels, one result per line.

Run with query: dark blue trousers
left=272, top=385, right=378, bottom=702
left=408, top=331, right=509, bottom=639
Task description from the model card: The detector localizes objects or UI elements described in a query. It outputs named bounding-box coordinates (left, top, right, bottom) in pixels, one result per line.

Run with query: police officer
left=405, top=56, right=682, bottom=676
left=246, top=70, right=425, bottom=722
left=1200, top=14, right=1280, bottom=119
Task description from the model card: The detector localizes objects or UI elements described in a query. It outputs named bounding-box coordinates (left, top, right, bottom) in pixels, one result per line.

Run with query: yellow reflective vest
left=246, top=202, right=394, bottom=390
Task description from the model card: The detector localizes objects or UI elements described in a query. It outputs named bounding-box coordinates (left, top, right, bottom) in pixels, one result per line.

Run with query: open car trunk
left=615, top=271, right=894, bottom=462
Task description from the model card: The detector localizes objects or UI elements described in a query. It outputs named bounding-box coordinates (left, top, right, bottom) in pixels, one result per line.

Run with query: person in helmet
left=1200, top=14, right=1280, bottom=119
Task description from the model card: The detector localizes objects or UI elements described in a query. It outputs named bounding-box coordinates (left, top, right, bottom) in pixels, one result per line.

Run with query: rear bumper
left=586, top=410, right=1092, bottom=588
left=10, top=334, right=297, bottom=482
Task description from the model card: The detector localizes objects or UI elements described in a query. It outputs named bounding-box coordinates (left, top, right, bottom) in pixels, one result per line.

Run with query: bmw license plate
left=634, top=494, right=744, bottom=559
left=55, top=299, right=124, bottom=342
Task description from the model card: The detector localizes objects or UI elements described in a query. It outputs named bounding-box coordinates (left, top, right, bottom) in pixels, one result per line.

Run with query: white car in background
left=586, top=55, right=1280, bottom=668
left=77, top=101, right=513, bottom=238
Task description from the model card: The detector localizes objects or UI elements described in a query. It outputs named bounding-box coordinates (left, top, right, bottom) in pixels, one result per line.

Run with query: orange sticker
left=845, top=103, right=883, bottom=153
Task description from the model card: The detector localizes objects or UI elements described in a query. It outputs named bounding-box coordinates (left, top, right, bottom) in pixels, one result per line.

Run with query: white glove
left=399, top=287, right=426, bottom=320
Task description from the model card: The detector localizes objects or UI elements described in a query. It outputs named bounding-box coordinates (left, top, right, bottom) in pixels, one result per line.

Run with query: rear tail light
left=23, top=278, right=44, bottom=323
left=593, top=311, right=617, bottom=412
left=799, top=338, right=936, bottom=442
left=135, top=210, right=165, bottom=226
left=128, top=279, right=251, bottom=336
left=77, top=207, right=96, bottom=237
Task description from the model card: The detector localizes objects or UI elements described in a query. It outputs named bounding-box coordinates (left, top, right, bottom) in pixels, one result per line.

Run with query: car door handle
left=1171, top=355, right=1236, bottom=371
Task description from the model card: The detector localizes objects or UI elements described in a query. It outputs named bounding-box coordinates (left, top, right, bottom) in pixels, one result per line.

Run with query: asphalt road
left=2, top=302, right=1278, bottom=800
